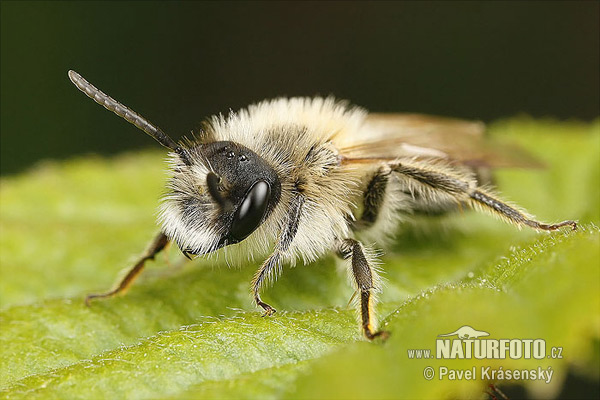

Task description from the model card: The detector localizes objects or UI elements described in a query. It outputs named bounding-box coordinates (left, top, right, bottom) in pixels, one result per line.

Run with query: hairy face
left=158, top=141, right=281, bottom=256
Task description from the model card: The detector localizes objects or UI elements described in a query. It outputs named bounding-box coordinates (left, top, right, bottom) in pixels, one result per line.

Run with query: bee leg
left=469, top=190, right=577, bottom=231
left=251, top=195, right=305, bottom=316
left=355, top=165, right=392, bottom=229
left=337, top=239, right=389, bottom=340
left=85, top=232, right=170, bottom=306
left=252, top=253, right=281, bottom=316
left=389, top=160, right=577, bottom=231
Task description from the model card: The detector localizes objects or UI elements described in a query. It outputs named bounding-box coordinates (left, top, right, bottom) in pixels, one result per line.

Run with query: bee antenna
left=68, top=70, right=180, bottom=152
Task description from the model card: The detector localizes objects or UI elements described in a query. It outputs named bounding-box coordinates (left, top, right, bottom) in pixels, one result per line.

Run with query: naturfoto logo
left=410, top=326, right=563, bottom=384
left=436, top=325, right=546, bottom=359
left=437, top=325, right=489, bottom=339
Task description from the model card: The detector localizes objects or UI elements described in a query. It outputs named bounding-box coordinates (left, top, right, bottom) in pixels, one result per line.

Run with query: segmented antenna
left=68, top=70, right=179, bottom=150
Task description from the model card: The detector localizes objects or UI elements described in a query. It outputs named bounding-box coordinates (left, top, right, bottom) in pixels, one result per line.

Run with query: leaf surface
left=1, top=119, right=598, bottom=399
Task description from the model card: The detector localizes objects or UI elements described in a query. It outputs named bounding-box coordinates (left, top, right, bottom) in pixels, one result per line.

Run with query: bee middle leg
left=85, top=231, right=170, bottom=305
left=336, top=238, right=389, bottom=340
left=356, top=165, right=392, bottom=229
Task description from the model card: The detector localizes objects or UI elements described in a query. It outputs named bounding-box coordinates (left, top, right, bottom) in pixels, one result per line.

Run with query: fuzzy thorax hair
left=158, top=97, right=368, bottom=264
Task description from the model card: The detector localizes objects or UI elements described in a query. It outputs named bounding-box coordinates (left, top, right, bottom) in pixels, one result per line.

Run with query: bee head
left=66, top=71, right=281, bottom=257
left=160, top=141, right=282, bottom=257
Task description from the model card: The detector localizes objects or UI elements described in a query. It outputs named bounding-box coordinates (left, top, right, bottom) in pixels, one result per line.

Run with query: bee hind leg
left=389, top=160, right=577, bottom=231
left=85, top=231, right=170, bottom=306
left=336, top=238, right=389, bottom=340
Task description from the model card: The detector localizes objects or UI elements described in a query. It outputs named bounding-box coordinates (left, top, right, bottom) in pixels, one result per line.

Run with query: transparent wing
left=340, top=113, right=541, bottom=168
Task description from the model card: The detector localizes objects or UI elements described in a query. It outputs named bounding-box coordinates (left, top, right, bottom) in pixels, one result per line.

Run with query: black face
left=191, top=141, right=281, bottom=249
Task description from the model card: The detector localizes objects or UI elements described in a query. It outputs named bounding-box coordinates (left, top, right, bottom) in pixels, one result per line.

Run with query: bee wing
left=340, top=113, right=541, bottom=168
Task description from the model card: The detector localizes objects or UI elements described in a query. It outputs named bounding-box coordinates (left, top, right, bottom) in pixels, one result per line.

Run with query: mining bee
left=68, top=70, right=576, bottom=339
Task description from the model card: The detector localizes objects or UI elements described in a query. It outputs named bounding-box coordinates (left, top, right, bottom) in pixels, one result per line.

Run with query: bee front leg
left=337, top=239, right=389, bottom=340
left=85, top=231, right=170, bottom=305
left=251, top=253, right=281, bottom=316
left=251, top=194, right=304, bottom=317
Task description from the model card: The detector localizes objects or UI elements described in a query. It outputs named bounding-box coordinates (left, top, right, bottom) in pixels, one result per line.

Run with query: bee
left=68, top=70, right=576, bottom=340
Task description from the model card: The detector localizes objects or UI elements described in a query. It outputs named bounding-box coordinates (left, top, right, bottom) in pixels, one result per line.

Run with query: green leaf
left=1, top=118, right=598, bottom=399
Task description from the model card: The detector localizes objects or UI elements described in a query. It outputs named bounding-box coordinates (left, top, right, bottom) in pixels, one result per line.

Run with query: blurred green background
left=1, top=1, right=598, bottom=175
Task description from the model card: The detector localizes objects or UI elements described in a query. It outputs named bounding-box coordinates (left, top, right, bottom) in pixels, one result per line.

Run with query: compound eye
left=230, top=181, right=271, bottom=242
